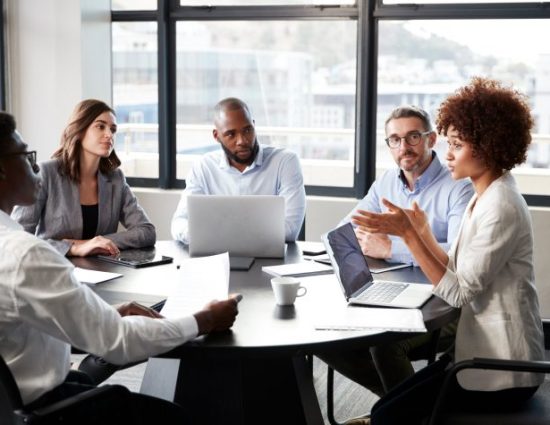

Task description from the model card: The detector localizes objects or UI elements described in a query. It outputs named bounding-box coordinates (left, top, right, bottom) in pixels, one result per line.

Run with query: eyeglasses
left=385, top=131, right=431, bottom=149
left=0, top=151, right=37, bottom=168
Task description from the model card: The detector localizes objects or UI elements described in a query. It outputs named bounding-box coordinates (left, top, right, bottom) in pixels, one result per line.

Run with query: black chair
left=428, top=357, right=550, bottom=425
left=0, top=353, right=135, bottom=425
left=326, top=329, right=443, bottom=425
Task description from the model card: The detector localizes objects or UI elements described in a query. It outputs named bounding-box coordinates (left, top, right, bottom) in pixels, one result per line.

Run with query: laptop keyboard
left=357, top=281, right=408, bottom=303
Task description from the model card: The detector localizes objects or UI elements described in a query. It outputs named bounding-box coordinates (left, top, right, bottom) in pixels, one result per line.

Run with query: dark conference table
left=73, top=241, right=459, bottom=425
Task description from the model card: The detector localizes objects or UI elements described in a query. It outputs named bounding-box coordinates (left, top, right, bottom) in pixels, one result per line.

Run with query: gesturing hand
left=351, top=198, right=420, bottom=238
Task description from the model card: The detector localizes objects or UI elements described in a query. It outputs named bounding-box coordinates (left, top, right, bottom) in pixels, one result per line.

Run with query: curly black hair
left=436, top=77, right=533, bottom=171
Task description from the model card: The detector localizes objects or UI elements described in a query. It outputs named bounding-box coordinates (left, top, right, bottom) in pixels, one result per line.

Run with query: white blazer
left=434, top=172, right=545, bottom=391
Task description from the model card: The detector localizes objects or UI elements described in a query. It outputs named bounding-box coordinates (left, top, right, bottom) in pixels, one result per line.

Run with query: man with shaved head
left=171, top=97, right=306, bottom=244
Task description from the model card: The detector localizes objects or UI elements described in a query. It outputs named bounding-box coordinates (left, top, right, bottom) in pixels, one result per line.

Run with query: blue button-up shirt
left=340, top=152, right=474, bottom=265
left=171, top=144, right=306, bottom=243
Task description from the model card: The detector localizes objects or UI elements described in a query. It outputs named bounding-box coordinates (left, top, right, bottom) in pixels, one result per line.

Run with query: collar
left=218, top=143, right=265, bottom=172
left=398, top=151, right=441, bottom=192
left=0, top=209, right=23, bottom=231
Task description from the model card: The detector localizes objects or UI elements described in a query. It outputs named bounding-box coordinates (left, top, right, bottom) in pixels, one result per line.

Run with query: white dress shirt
left=434, top=172, right=545, bottom=391
left=171, top=144, right=306, bottom=243
left=0, top=211, right=197, bottom=405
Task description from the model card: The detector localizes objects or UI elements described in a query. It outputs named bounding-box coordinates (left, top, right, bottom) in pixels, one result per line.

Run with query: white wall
left=5, top=0, right=111, bottom=162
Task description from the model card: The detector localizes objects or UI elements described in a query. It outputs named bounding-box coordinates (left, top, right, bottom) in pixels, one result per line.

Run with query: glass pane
left=180, top=0, right=355, bottom=5
left=376, top=20, right=550, bottom=195
left=112, top=0, right=156, bottom=10
left=383, top=0, right=545, bottom=3
left=112, top=22, right=159, bottom=178
left=175, top=20, right=357, bottom=187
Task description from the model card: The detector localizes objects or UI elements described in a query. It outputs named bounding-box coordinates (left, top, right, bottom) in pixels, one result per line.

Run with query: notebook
left=322, top=223, right=432, bottom=308
left=96, top=247, right=173, bottom=268
left=187, top=195, right=286, bottom=258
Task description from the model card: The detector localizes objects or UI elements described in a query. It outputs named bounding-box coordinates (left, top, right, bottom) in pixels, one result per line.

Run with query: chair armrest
left=24, top=384, right=132, bottom=424
left=428, top=358, right=550, bottom=425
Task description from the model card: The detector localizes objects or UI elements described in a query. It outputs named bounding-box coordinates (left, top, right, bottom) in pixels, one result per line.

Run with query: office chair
left=427, top=357, right=550, bottom=425
left=0, top=353, right=135, bottom=425
left=326, top=329, right=443, bottom=425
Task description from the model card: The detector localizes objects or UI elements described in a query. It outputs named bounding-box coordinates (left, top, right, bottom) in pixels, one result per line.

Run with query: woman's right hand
left=67, top=236, right=120, bottom=257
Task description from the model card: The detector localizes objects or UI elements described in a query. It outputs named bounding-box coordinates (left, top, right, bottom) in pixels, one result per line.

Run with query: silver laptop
left=187, top=195, right=285, bottom=258
left=322, top=223, right=432, bottom=308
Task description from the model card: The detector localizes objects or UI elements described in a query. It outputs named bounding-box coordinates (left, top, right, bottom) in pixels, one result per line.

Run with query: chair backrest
left=0, top=353, right=24, bottom=425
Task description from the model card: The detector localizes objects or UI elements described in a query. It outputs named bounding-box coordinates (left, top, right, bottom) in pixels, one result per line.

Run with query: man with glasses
left=340, top=105, right=473, bottom=264
left=318, top=106, right=473, bottom=420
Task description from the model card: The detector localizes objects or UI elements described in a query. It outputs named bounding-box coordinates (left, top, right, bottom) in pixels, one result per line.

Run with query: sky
left=406, top=19, right=550, bottom=63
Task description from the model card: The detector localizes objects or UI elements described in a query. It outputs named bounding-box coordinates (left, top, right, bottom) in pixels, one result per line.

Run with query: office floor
left=70, top=354, right=383, bottom=424
left=71, top=351, right=550, bottom=425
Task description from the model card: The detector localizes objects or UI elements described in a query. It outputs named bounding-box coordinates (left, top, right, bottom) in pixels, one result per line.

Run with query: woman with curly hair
left=11, top=99, right=155, bottom=257
left=348, top=77, right=545, bottom=425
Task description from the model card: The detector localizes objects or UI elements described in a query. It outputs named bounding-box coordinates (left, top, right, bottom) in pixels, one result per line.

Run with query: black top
left=81, top=204, right=98, bottom=240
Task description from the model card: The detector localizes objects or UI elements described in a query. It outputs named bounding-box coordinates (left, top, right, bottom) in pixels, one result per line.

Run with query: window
left=112, top=22, right=159, bottom=179
left=111, top=1, right=550, bottom=202
left=174, top=20, right=357, bottom=187
left=376, top=19, right=550, bottom=196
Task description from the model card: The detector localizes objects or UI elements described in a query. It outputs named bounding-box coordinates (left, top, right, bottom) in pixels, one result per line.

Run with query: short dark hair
left=385, top=105, right=433, bottom=132
left=213, top=97, right=252, bottom=124
left=52, top=99, right=121, bottom=182
left=0, top=112, right=17, bottom=155
left=436, top=77, right=533, bottom=171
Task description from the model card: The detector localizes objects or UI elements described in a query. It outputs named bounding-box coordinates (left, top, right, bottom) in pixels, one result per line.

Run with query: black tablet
left=97, top=248, right=173, bottom=268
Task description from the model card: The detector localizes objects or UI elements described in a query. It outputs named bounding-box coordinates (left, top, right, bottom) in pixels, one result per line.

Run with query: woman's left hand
left=351, top=198, right=414, bottom=238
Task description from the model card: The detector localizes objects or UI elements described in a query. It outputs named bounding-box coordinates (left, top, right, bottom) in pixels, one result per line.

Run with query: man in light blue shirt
left=340, top=107, right=473, bottom=265
left=171, top=98, right=306, bottom=244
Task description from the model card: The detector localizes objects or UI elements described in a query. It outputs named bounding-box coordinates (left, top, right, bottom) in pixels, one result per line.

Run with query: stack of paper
left=262, top=261, right=333, bottom=277
left=315, top=307, right=426, bottom=332
left=73, top=267, right=122, bottom=285
left=161, top=252, right=230, bottom=319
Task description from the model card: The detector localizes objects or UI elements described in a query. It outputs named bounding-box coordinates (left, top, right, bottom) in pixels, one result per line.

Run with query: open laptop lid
left=322, top=223, right=374, bottom=300
left=188, top=195, right=285, bottom=258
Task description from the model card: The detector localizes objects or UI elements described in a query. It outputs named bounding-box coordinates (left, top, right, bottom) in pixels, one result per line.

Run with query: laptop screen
left=324, top=223, right=374, bottom=299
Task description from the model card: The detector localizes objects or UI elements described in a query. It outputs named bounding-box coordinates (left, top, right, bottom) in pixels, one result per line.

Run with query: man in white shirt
left=0, top=112, right=239, bottom=419
left=171, top=97, right=306, bottom=243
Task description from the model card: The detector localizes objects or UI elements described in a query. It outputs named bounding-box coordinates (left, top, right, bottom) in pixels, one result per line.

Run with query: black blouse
left=81, top=204, right=98, bottom=240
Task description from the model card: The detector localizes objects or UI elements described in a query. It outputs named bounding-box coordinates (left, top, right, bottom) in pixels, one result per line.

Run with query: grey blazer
left=11, top=159, right=156, bottom=256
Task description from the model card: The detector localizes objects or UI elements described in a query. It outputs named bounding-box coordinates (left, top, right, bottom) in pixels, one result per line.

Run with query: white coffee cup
left=271, top=276, right=307, bottom=306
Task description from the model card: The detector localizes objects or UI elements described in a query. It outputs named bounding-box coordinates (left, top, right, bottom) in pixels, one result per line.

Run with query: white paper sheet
left=315, top=307, right=427, bottom=332
left=160, top=252, right=230, bottom=319
left=262, top=261, right=333, bottom=277
left=73, top=267, right=122, bottom=285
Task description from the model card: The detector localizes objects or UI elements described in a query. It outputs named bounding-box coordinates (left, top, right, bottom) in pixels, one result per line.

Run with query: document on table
left=160, top=252, right=230, bottom=319
left=73, top=267, right=122, bottom=285
left=315, top=307, right=426, bottom=332
left=262, top=261, right=333, bottom=277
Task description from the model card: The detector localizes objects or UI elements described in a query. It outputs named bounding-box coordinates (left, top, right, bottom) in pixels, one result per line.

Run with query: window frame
left=112, top=0, right=550, bottom=206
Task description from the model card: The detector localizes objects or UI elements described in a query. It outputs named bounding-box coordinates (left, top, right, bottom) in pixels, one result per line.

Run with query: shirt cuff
left=175, top=315, right=199, bottom=340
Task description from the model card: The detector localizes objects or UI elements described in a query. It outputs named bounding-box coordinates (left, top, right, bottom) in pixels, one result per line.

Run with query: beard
left=220, top=138, right=259, bottom=165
